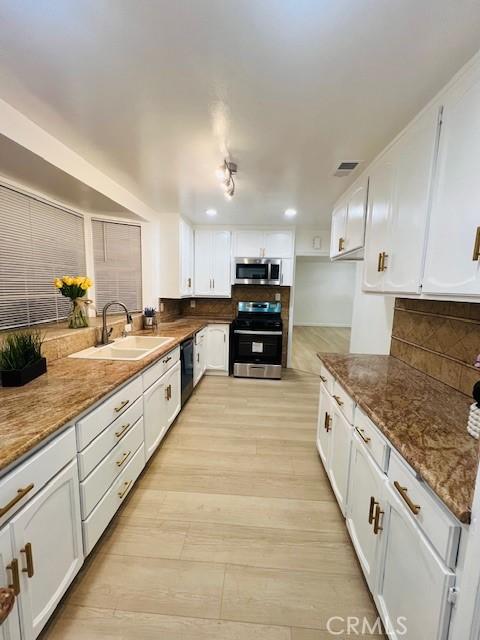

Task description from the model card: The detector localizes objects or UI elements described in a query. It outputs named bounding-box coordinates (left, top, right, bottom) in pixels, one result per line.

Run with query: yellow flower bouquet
left=54, top=276, right=93, bottom=329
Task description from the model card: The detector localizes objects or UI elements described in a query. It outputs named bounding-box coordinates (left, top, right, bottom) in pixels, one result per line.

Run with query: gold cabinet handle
left=116, top=451, right=132, bottom=467
left=338, top=237, right=345, bottom=252
left=114, top=399, right=129, bottom=413
left=188, top=277, right=192, bottom=288
left=21, top=542, right=34, bottom=578
left=381, top=252, right=388, bottom=271
left=373, top=503, right=384, bottom=535
left=0, top=484, right=34, bottom=518
left=115, top=423, right=131, bottom=439
left=324, top=412, right=332, bottom=432
left=333, top=395, right=344, bottom=406
left=394, top=481, right=421, bottom=515
left=355, top=427, right=371, bottom=444
left=7, top=558, right=20, bottom=595
left=319, top=375, right=327, bottom=383
left=377, top=252, right=383, bottom=272
left=369, top=496, right=378, bottom=525
left=118, top=480, right=133, bottom=499
left=473, top=227, right=480, bottom=261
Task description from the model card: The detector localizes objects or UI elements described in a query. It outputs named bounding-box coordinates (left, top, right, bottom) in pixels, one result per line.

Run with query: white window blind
left=92, top=220, right=143, bottom=313
left=0, top=185, right=86, bottom=330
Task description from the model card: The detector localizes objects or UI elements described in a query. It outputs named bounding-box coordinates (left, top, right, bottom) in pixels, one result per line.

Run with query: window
left=92, top=220, right=143, bottom=313
left=0, top=184, right=86, bottom=330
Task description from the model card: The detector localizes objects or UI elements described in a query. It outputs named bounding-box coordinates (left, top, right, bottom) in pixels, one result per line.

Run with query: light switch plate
left=190, top=300, right=196, bottom=308
left=160, top=302, right=165, bottom=313
left=275, top=293, right=281, bottom=302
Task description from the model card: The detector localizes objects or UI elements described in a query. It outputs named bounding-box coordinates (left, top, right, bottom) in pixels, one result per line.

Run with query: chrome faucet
left=96, top=301, right=133, bottom=347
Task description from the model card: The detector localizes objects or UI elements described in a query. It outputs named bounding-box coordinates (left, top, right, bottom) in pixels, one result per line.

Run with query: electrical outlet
left=190, top=300, right=196, bottom=308
left=275, top=293, right=281, bottom=302
left=160, top=302, right=165, bottom=313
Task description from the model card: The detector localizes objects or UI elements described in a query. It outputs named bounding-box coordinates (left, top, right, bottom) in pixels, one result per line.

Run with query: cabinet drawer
left=0, top=427, right=76, bottom=527
left=80, top=417, right=144, bottom=518
left=319, top=365, right=334, bottom=394
left=82, top=443, right=145, bottom=555
left=388, top=451, right=461, bottom=569
left=76, top=377, right=143, bottom=451
left=142, top=346, right=180, bottom=391
left=353, top=407, right=389, bottom=472
left=332, top=380, right=355, bottom=424
left=77, top=398, right=143, bottom=481
left=195, top=328, right=207, bottom=345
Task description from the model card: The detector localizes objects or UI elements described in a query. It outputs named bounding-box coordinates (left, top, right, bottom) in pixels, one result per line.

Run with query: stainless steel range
left=232, top=301, right=283, bottom=379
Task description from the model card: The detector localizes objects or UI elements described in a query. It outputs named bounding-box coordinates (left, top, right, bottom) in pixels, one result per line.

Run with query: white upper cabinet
left=180, top=219, right=194, bottom=297
left=233, top=229, right=294, bottom=258
left=423, top=64, right=480, bottom=297
left=363, top=104, right=441, bottom=294
left=158, top=215, right=195, bottom=298
left=330, top=175, right=368, bottom=259
left=330, top=199, right=348, bottom=258
left=194, top=229, right=231, bottom=297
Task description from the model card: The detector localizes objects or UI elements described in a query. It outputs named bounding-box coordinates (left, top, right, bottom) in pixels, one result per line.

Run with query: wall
left=293, top=258, right=355, bottom=327
left=349, top=262, right=395, bottom=354
left=390, top=298, right=480, bottom=396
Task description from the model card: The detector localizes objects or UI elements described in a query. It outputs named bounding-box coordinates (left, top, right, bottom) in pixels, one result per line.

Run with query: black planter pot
left=0, top=357, right=47, bottom=387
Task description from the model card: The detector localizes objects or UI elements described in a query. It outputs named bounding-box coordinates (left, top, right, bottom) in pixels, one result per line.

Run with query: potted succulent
left=143, top=307, right=156, bottom=329
left=0, top=330, right=46, bottom=387
left=54, top=276, right=93, bottom=328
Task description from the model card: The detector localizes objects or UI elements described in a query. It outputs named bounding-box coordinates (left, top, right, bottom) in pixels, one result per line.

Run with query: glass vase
left=68, top=298, right=89, bottom=329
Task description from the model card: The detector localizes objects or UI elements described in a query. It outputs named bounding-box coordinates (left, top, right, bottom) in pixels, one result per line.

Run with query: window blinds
left=92, top=220, right=143, bottom=313
left=0, top=185, right=86, bottom=330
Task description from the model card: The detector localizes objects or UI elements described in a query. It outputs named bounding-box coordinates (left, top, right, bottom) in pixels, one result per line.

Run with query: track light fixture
left=216, top=158, right=237, bottom=199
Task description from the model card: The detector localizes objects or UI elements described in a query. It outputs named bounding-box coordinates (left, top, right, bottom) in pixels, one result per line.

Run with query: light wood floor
left=41, top=370, right=382, bottom=640
left=291, top=326, right=351, bottom=376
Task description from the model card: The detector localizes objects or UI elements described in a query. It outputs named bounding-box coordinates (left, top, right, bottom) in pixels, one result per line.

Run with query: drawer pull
left=377, top=252, right=383, bottom=272
left=115, top=423, right=131, bottom=439
left=163, top=356, right=172, bottom=364
left=118, top=480, right=133, bottom=499
left=324, top=412, right=332, bottom=432
left=7, top=558, right=20, bottom=595
left=21, top=542, right=34, bottom=578
left=338, top=237, right=345, bottom=252
left=0, top=483, right=34, bottom=518
left=333, top=395, right=344, bottom=406
left=373, top=503, right=384, bottom=534
left=394, top=481, right=421, bottom=515
left=368, top=496, right=378, bottom=525
left=319, top=375, right=327, bottom=383
left=116, top=451, right=132, bottom=467
left=473, top=226, right=480, bottom=261
left=355, top=427, right=371, bottom=444
left=114, top=399, right=129, bottom=413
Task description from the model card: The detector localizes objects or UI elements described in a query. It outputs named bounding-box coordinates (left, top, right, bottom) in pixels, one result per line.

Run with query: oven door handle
left=234, top=330, right=283, bottom=335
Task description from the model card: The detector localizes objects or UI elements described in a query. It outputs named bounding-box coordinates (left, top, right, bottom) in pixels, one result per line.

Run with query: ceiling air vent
left=334, top=161, right=360, bottom=177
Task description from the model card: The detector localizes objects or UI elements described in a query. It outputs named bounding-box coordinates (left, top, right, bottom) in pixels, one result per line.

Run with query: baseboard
left=293, top=322, right=352, bottom=328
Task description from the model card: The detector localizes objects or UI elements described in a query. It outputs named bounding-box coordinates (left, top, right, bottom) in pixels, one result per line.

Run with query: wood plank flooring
left=291, top=326, right=351, bottom=375
left=41, top=370, right=382, bottom=640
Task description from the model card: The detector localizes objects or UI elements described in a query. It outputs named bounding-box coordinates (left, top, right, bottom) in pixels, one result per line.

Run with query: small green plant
left=143, top=307, right=156, bottom=317
left=0, top=330, right=44, bottom=371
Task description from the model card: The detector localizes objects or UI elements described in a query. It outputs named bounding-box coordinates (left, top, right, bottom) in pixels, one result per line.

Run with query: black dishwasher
left=180, top=338, right=194, bottom=406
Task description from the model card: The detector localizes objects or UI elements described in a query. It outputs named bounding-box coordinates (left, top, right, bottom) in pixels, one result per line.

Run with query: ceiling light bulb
left=206, top=208, right=217, bottom=216
left=284, top=208, right=297, bottom=217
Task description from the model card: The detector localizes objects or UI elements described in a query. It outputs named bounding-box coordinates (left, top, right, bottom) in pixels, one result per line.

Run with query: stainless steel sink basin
left=69, top=335, right=175, bottom=361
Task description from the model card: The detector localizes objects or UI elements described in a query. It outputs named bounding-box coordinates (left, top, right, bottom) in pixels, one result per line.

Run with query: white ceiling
left=1, top=0, right=480, bottom=227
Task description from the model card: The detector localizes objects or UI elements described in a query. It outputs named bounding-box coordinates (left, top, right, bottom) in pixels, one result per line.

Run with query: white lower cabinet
left=327, top=405, right=352, bottom=516
left=205, top=324, right=230, bottom=375
left=0, top=525, right=21, bottom=640
left=316, top=385, right=333, bottom=467
left=376, top=481, right=455, bottom=640
left=194, top=329, right=207, bottom=387
left=10, top=461, right=83, bottom=640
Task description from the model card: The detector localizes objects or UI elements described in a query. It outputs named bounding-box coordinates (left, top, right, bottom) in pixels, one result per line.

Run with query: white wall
left=293, top=258, right=356, bottom=327
left=349, top=262, right=394, bottom=354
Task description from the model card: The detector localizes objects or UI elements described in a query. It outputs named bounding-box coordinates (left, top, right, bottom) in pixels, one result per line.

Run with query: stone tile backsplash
left=391, top=298, right=480, bottom=397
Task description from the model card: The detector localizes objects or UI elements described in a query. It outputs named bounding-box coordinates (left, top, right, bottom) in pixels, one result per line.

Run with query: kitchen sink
left=69, top=335, right=175, bottom=361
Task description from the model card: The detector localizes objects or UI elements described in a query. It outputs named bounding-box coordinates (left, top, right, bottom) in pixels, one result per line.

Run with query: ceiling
left=1, top=0, right=480, bottom=227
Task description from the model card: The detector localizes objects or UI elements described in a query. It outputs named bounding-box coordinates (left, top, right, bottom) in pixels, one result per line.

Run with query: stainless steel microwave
left=234, top=258, right=282, bottom=285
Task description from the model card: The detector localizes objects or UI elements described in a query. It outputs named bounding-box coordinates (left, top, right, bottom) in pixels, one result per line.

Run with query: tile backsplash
left=391, top=298, right=480, bottom=397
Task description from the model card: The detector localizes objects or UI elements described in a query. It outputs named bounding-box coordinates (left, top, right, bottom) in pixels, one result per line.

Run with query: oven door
left=233, top=330, right=283, bottom=365
left=235, top=260, right=270, bottom=284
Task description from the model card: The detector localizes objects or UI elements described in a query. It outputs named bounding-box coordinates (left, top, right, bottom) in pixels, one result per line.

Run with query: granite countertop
left=318, top=353, right=477, bottom=523
left=0, top=317, right=231, bottom=475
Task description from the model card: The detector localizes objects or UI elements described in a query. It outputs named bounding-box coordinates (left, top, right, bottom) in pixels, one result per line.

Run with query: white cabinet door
left=0, top=526, right=21, bottom=640
left=346, top=433, right=385, bottom=591
left=363, top=154, right=394, bottom=291
left=280, top=258, right=294, bottom=286
left=423, top=67, right=480, bottom=297
left=316, top=386, right=333, bottom=469
left=143, top=375, right=167, bottom=461
left=194, top=230, right=213, bottom=296
left=206, top=324, right=229, bottom=373
left=234, top=230, right=263, bottom=257
left=11, top=461, right=83, bottom=640
left=212, top=230, right=231, bottom=296
left=345, top=179, right=368, bottom=253
left=376, top=482, right=455, bottom=640
left=330, top=200, right=348, bottom=258
left=180, top=220, right=194, bottom=296
left=164, top=361, right=181, bottom=428
left=264, top=230, right=294, bottom=258
left=193, top=340, right=202, bottom=387
left=327, top=406, right=352, bottom=516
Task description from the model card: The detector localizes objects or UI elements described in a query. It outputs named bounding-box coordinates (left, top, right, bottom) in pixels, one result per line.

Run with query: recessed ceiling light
left=284, top=208, right=297, bottom=218
left=206, top=208, right=217, bottom=217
